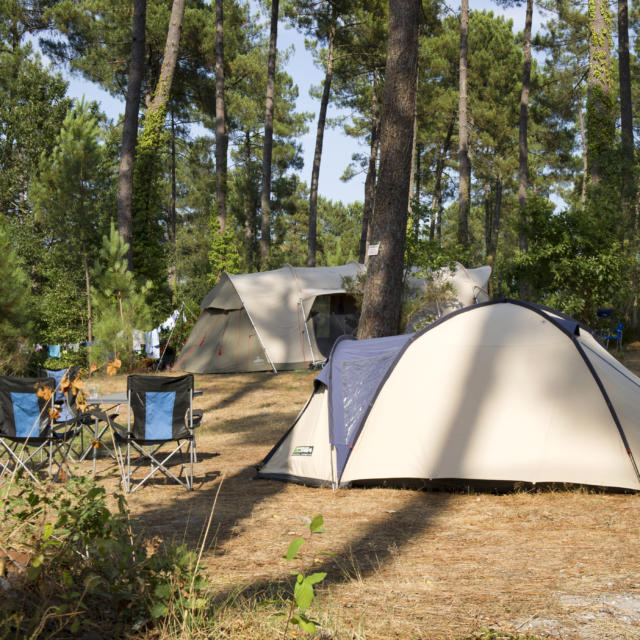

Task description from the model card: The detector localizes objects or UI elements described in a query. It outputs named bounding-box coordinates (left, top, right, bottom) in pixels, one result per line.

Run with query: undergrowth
left=0, top=475, right=208, bottom=638
left=0, top=477, right=548, bottom=639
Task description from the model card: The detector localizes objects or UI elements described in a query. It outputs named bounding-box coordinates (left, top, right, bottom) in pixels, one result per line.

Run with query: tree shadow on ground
left=134, top=313, right=510, bottom=601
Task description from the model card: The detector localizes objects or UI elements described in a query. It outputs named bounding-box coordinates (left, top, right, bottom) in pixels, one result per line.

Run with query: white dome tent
left=258, top=299, right=640, bottom=491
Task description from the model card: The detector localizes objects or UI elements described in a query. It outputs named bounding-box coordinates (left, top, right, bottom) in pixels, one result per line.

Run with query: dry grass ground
left=86, top=355, right=640, bottom=640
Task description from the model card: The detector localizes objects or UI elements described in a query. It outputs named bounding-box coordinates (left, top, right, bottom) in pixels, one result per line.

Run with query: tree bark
left=357, top=0, right=420, bottom=339
left=169, top=111, right=177, bottom=246
left=148, top=0, right=186, bottom=115
left=307, top=19, right=336, bottom=267
left=578, top=105, right=588, bottom=209
left=116, top=0, right=146, bottom=271
left=215, top=0, right=228, bottom=233
left=407, top=83, right=418, bottom=228
left=414, top=142, right=421, bottom=237
left=260, top=0, right=279, bottom=267
left=586, top=0, right=613, bottom=185
left=359, top=76, right=381, bottom=264
left=457, top=0, right=471, bottom=248
left=485, top=177, right=502, bottom=267
left=518, top=0, right=533, bottom=253
left=82, top=241, right=92, bottom=342
left=617, top=0, right=634, bottom=215
left=430, top=115, right=455, bottom=242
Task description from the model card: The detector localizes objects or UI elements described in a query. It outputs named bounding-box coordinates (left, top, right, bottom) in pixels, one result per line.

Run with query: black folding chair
left=39, top=367, right=78, bottom=423
left=113, top=374, right=202, bottom=493
left=0, top=375, right=77, bottom=483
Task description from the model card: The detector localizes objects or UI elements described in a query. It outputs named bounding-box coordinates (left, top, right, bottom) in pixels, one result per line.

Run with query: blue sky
left=64, top=0, right=544, bottom=205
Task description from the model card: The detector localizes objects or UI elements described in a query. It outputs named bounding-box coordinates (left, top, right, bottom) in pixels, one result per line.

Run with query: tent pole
left=299, top=298, right=320, bottom=366
left=330, top=445, right=337, bottom=491
left=287, top=264, right=321, bottom=366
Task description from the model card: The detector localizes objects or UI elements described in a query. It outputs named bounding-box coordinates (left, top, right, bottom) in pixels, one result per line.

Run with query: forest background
left=0, top=0, right=637, bottom=373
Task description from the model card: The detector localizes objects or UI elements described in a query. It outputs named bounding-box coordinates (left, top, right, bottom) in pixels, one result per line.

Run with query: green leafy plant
left=0, top=475, right=210, bottom=637
left=277, top=514, right=328, bottom=636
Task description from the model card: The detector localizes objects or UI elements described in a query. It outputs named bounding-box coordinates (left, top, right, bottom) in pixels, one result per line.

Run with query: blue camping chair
left=111, top=374, right=203, bottom=492
left=39, top=367, right=78, bottom=423
left=0, top=375, right=77, bottom=483
left=39, top=367, right=94, bottom=459
left=603, top=321, right=623, bottom=351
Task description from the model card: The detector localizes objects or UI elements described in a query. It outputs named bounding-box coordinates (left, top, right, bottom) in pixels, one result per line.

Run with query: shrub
left=0, top=475, right=209, bottom=637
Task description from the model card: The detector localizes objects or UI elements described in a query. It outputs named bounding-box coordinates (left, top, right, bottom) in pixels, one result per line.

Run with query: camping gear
left=0, top=375, right=78, bottom=484
left=110, top=374, right=203, bottom=492
left=177, top=262, right=491, bottom=374
left=258, top=299, right=640, bottom=491
left=176, top=263, right=365, bottom=373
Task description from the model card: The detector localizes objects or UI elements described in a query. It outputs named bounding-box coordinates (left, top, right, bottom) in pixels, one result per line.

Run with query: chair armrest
left=190, top=409, right=204, bottom=429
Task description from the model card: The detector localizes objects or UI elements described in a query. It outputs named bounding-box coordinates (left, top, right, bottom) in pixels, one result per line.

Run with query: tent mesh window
left=341, top=352, right=399, bottom=445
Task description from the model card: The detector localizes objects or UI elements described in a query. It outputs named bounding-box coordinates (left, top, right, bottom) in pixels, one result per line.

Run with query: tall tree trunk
left=82, top=241, right=92, bottom=342
left=518, top=0, right=533, bottom=253
left=578, top=105, right=588, bottom=209
left=169, top=111, right=177, bottom=246
left=260, top=0, right=279, bottom=268
left=359, top=76, right=381, bottom=264
left=430, top=115, right=455, bottom=242
left=307, top=19, right=336, bottom=267
left=485, top=178, right=502, bottom=267
left=414, top=142, right=421, bottom=237
left=618, top=0, right=634, bottom=215
left=116, top=0, right=146, bottom=271
left=407, top=84, right=418, bottom=228
left=148, top=0, right=186, bottom=115
left=457, top=0, right=471, bottom=248
left=586, top=0, right=613, bottom=185
left=132, top=0, right=185, bottom=282
left=357, top=0, right=420, bottom=339
left=215, top=0, right=227, bottom=233
left=168, top=111, right=177, bottom=290
left=243, top=130, right=255, bottom=267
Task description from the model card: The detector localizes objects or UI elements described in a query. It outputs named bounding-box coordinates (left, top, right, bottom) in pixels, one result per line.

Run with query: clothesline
left=41, top=309, right=187, bottom=360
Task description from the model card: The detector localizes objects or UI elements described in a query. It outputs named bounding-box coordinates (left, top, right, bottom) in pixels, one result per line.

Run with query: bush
left=0, top=475, right=209, bottom=637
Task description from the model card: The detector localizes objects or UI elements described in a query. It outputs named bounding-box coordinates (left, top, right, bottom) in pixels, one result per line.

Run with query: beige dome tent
left=258, top=300, right=640, bottom=490
left=176, top=263, right=365, bottom=373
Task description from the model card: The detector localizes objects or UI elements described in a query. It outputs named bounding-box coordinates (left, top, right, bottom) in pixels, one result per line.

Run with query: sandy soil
left=86, top=356, right=640, bottom=640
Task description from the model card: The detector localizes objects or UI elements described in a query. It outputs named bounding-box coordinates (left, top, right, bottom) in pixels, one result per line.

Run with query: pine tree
left=0, top=220, right=32, bottom=374
left=31, top=98, right=112, bottom=343
left=91, top=223, right=152, bottom=369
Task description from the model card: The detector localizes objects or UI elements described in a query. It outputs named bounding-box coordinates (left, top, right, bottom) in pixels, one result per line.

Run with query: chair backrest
left=39, top=367, right=80, bottom=422
left=127, top=374, right=194, bottom=441
left=0, top=375, right=55, bottom=438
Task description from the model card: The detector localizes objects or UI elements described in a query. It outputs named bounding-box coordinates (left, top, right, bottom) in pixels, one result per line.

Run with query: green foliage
left=34, top=347, right=90, bottom=373
left=29, top=97, right=114, bottom=348
left=91, top=222, right=152, bottom=369
left=501, top=196, right=629, bottom=323
left=0, top=474, right=210, bottom=637
left=268, top=514, right=328, bottom=636
left=0, top=42, right=71, bottom=219
left=0, top=218, right=32, bottom=374
left=208, top=226, right=243, bottom=285
left=132, top=120, right=171, bottom=316
left=317, top=198, right=361, bottom=266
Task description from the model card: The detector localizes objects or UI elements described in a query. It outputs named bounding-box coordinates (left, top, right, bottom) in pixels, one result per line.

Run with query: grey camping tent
left=176, top=263, right=365, bottom=373
left=258, top=299, right=640, bottom=490
left=176, top=261, right=492, bottom=374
